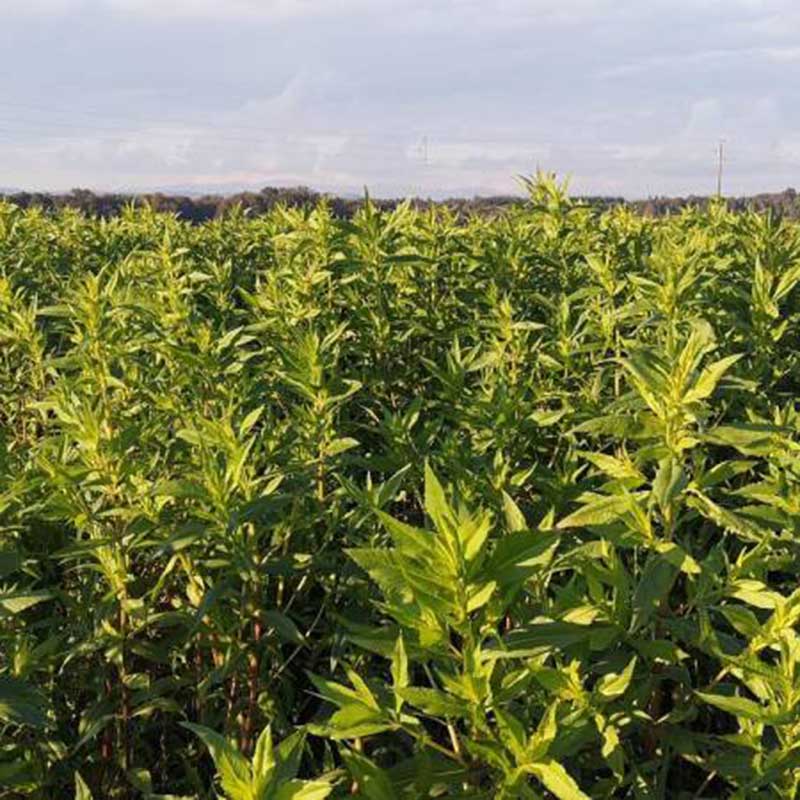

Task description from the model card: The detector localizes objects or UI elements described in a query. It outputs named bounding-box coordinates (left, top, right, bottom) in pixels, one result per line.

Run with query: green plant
left=3, top=176, right=800, bottom=797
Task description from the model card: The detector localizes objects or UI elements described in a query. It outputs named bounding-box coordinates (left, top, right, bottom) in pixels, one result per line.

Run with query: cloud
left=1, top=0, right=799, bottom=197
left=600, top=44, right=800, bottom=79
left=5, top=0, right=626, bottom=23
left=103, top=0, right=321, bottom=19
left=5, top=0, right=78, bottom=11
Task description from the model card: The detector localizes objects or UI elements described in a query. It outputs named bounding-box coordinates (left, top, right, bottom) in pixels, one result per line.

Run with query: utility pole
left=716, top=139, right=725, bottom=197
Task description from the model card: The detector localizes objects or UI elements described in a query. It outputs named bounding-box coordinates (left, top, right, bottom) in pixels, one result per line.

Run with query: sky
left=1, top=0, right=799, bottom=198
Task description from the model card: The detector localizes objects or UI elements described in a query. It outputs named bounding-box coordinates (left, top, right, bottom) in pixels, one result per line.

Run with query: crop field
left=4, top=176, right=800, bottom=798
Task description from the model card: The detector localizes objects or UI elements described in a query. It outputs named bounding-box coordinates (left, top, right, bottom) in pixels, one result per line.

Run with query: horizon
left=2, top=1, right=800, bottom=198
left=2, top=180, right=799, bottom=205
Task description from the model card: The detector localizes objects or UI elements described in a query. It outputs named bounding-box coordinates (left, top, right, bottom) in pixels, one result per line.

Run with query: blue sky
left=2, top=0, right=799, bottom=197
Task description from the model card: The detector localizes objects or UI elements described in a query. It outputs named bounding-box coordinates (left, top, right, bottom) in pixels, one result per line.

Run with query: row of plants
left=3, top=176, right=800, bottom=798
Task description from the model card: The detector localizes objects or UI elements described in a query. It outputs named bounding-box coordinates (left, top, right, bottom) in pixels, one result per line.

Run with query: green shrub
left=2, top=177, right=800, bottom=798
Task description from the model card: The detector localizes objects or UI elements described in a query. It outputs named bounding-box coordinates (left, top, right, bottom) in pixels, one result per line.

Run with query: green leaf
left=347, top=548, right=457, bottom=618
left=0, top=590, right=54, bottom=615
left=684, top=353, right=742, bottom=403
left=466, top=580, right=496, bottom=613
left=127, top=768, right=153, bottom=795
left=526, top=759, right=589, bottom=800
left=327, top=437, right=360, bottom=457
left=654, top=542, right=701, bottom=575
left=484, top=530, right=559, bottom=586
left=251, top=725, right=275, bottom=784
left=181, top=722, right=252, bottom=798
left=581, top=451, right=644, bottom=482
left=273, top=780, right=333, bottom=800
left=424, top=461, right=457, bottom=535
left=718, top=605, right=762, bottom=639
left=502, top=491, right=528, bottom=532
left=497, top=621, right=619, bottom=657
left=0, top=547, right=21, bottom=579
left=619, top=350, right=668, bottom=417
left=630, top=552, right=679, bottom=633
left=532, top=408, right=568, bottom=426
left=687, top=491, right=768, bottom=543
left=695, top=692, right=768, bottom=722
left=494, top=707, right=528, bottom=761
left=391, top=634, right=408, bottom=697
left=694, top=459, right=756, bottom=490
left=652, top=458, right=687, bottom=513
left=702, top=424, right=783, bottom=456
left=527, top=703, right=559, bottom=761
left=345, top=667, right=381, bottom=711
left=152, top=479, right=208, bottom=501
left=273, top=729, right=307, bottom=785
left=596, top=657, right=637, bottom=700
left=396, top=687, right=467, bottom=718
left=0, top=676, right=48, bottom=727
left=557, top=495, right=632, bottom=529
left=308, top=673, right=373, bottom=711
left=459, top=510, right=492, bottom=563
left=75, top=772, right=93, bottom=800
left=340, top=748, right=398, bottom=800
left=239, top=406, right=264, bottom=435
left=308, top=703, right=394, bottom=739
left=262, top=610, right=307, bottom=646
left=727, top=579, right=782, bottom=610
left=374, top=513, right=437, bottom=562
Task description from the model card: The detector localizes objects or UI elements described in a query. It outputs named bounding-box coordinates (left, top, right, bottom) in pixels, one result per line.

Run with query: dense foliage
left=3, top=176, right=800, bottom=798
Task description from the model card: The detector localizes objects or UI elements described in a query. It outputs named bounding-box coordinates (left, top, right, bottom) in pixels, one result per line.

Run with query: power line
left=0, top=100, right=566, bottom=147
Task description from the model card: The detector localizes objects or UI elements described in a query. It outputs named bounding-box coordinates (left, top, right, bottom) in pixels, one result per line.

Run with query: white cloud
left=773, top=139, right=800, bottom=164
left=103, top=0, right=319, bottom=19
left=764, top=46, right=800, bottom=62
left=604, top=144, right=663, bottom=161
left=600, top=44, right=800, bottom=79
left=2, top=0, right=799, bottom=196
left=5, top=0, right=333, bottom=19
left=5, top=0, right=78, bottom=12
left=424, top=141, right=550, bottom=165
left=5, top=0, right=625, bottom=22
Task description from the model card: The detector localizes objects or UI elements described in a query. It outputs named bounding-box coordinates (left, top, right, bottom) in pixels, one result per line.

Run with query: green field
left=3, top=176, right=800, bottom=798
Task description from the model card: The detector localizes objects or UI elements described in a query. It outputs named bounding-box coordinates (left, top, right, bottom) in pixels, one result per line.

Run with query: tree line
left=2, top=183, right=800, bottom=221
